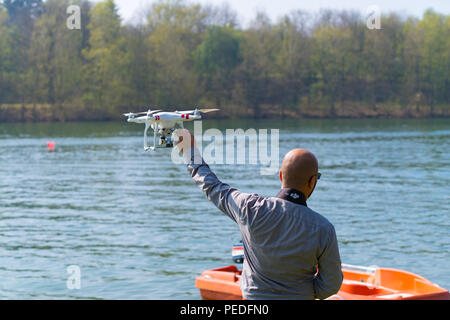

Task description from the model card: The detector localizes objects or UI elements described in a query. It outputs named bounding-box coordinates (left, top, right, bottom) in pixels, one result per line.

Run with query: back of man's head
left=280, top=149, right=319, bottom=198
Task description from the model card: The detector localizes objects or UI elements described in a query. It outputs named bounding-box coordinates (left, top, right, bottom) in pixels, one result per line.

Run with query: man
left=176, top=129, right=343, bottom=300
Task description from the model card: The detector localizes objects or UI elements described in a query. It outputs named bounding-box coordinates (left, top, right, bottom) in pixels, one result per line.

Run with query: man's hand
left=175, top=129, right=196, bottom=154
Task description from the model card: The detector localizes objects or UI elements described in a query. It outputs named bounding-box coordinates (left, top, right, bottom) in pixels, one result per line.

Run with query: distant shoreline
left=0, top=103, right=449, bottom=122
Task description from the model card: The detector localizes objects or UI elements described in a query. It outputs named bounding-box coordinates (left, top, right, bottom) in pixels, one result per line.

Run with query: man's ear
left=308, top=176, right=315, bottom=188
left=279, top=171, right=283, bottom=183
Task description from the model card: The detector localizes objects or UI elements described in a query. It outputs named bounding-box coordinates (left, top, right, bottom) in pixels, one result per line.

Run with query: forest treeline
left=0, top=0, right=449, bottom=122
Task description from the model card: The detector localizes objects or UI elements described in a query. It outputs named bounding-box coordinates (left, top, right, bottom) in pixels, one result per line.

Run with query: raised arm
left=176, top=129, right=255, bottom=224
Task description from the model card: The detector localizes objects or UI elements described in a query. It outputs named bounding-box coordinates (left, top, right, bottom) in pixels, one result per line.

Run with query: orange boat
left=196, top=264, right=450, bottom=300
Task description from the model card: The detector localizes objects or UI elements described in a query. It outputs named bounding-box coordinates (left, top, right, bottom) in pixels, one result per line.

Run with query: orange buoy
left=47, top=141, right=55, bottom=152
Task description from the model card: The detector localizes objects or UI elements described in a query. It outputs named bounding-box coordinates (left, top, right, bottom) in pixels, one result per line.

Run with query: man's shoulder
left=304, top=206, right=335, bottom=231
left=266, top=196, right=334, bottom=229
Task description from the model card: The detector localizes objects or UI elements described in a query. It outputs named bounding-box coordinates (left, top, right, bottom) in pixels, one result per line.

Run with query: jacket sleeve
left=313, top=224, right=344, bottom=300
left=185, top=147, right=255, bottom=225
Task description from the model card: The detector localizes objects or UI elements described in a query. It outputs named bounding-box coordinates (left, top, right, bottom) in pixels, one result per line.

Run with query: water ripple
left=0, top=119, right=449, bottom=299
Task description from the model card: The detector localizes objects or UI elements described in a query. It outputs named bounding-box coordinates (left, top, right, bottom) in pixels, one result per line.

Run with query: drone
left=124, top=107, right=219, bottom=151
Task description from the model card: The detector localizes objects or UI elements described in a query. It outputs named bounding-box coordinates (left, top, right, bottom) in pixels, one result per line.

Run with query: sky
left=112, top=0, right=450, bottom=25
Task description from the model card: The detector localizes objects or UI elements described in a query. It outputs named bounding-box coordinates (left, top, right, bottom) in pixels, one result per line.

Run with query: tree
left=82, top=0, right=128, bottom=117
left=0, top=0, right=43, bottom=104
left=2, top=0, right=43, bottom=19
left=311, top=24, right=356, bottom=115
left=146, top=0, right=209, bottom=106
left=0, top=9, right=20, bottom=102
left=120, top=24, right=152, bottom=108
left=0, top=1, right=449, bottom=121
left=416, top=9, right=449, bottom=114
left=273, top=11, right=313, bottom=116
left=194, top=25, right=242, bottom=108
left=235, top=12, right=280, bottom=117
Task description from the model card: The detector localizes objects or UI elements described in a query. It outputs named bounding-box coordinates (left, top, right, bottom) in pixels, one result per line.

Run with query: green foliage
left=80, top=0, right=133, bottom=117
left=193, top=25, right=242, bottom=107
left=194, top=26, right=242, bottom=77
left=2, top=0, right=43, bottom=20
left=416, top=10, right=449, bottom=107
left=28, top=0, right=84, bottom=106
left=0, top=9, right=24, bottom=102
left=0, top=0, right=448, bottom=121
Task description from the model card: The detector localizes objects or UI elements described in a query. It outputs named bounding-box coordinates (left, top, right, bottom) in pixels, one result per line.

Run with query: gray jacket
left=186, top=149, right=343, bottom=300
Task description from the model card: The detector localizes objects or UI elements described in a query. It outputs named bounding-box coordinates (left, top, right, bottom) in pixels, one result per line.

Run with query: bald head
left=280, top=149, right=319, bottom=193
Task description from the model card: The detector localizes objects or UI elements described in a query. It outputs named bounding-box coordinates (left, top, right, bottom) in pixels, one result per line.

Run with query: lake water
left=0, top=118, right=448, bottom=299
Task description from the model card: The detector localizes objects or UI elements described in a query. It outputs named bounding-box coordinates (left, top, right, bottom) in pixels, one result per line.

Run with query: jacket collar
left=276, top=188, right=308, bottom=207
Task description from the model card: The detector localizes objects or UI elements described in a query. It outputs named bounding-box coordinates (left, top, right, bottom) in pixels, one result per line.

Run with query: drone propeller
left=125, top=110, right=162, bottom=117
left=183, top=108, right=220, bottom=115
left=143, top=110, right=163, bottom=116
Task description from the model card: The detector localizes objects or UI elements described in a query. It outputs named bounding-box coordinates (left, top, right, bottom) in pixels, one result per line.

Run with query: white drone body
left=124, top=108, right=219, bottom=151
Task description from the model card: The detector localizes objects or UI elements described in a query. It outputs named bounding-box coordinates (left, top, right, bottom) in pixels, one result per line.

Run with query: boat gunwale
left=195, top=265, right=450, bottom=300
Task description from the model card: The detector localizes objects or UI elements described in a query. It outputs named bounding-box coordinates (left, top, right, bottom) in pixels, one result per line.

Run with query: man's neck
left=276, top=188, right=307, bottom=207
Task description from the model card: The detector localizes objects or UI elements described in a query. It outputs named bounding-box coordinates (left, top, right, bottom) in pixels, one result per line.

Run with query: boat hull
left=195, top=265, right=450, bottom=300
